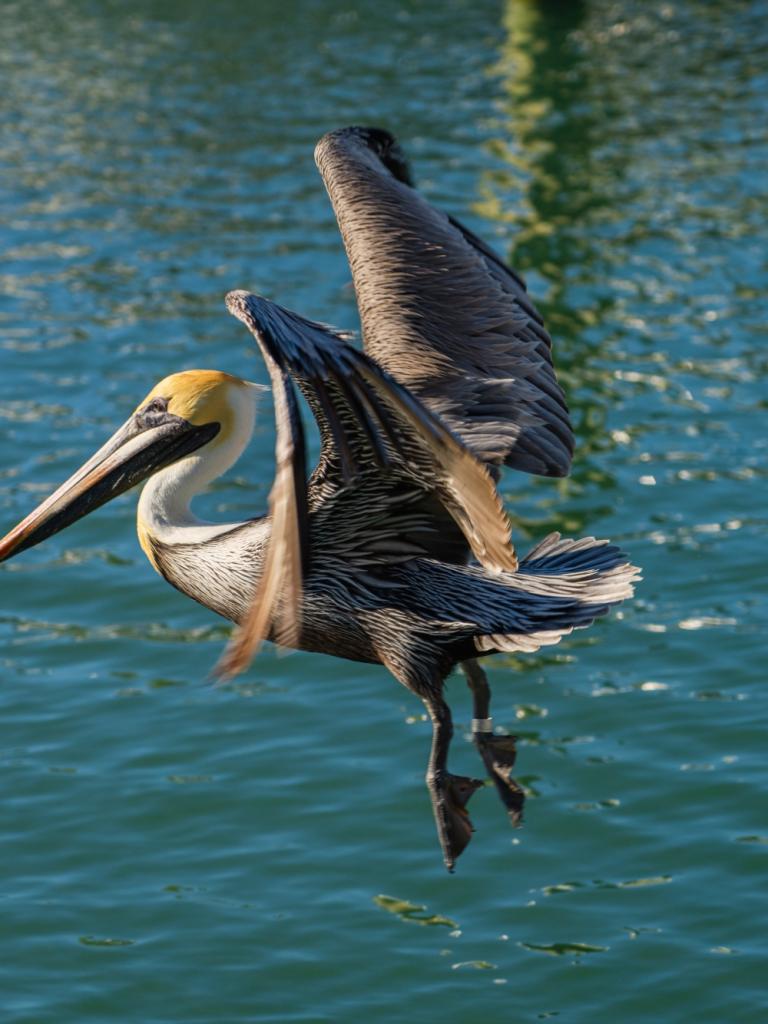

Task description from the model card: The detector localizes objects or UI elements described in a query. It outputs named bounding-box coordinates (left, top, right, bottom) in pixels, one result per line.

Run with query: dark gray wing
left=314, top=126, right=574, bottom=478
left=215, top=290, right=516, bottom=678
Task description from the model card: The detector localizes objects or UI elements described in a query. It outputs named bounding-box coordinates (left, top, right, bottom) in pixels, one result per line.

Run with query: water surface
left=1, top=2, right=766, bottom=1021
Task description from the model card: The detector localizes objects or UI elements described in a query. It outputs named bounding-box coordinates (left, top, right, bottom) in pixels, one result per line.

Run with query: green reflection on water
left=373, top=894, right=457, bottom=929
left=479, top=0, right=623, bottom=540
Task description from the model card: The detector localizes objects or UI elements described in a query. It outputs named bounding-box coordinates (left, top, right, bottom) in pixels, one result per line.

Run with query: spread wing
left=214, top=290, right=517, bottom=679
left=314, top=126, right=574, bottom=478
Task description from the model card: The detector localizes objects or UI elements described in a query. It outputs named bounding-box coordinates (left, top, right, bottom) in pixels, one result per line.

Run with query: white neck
left=137, top=387, right=257, bottom=546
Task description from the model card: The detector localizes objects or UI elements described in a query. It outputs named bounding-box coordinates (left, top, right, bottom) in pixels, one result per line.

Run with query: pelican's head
left=0, top=370, right=263, bottom=563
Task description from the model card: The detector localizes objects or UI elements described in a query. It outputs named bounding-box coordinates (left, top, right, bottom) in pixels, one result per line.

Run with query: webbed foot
left=427, top=770, right=484, bottom=872
left=474, top=733, right=525, bottom=826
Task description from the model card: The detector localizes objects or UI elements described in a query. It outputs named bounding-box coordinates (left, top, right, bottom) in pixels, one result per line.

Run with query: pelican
left=0, top=127, right=639, bottom=870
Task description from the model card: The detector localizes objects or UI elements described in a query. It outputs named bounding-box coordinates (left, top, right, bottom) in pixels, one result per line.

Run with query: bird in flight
left=0, top=127, right=639, bottom=870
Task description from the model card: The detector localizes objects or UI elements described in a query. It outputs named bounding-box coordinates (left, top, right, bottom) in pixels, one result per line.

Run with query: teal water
left=1, top=1, right=766, bottom=1021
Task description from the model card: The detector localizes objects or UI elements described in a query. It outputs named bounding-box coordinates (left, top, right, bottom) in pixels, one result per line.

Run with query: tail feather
left=474, top=531, right=640, bottom=655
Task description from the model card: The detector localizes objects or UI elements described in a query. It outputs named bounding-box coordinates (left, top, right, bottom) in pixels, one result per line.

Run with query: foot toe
left=474, top=734, right=525, bottom=825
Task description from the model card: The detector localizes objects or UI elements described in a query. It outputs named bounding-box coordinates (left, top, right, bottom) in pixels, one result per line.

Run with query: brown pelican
left=0, top=127, right=639, bottom=870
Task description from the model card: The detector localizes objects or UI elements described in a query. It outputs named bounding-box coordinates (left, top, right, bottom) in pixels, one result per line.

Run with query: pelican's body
left=0, top=128, right=639, bottom=869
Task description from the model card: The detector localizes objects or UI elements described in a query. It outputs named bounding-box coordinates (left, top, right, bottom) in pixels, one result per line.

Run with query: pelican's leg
left=461, top=659, right=525, bottom=826
left=422, top=692, right=483, bottom=872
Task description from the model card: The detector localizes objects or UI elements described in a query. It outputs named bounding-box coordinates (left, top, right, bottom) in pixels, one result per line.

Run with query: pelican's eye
left=137, top=396, right=170, bottom=429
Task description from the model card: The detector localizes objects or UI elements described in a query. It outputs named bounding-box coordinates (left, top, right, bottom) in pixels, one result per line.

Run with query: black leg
left=423, top=693, right=483, bottom=872
left=462, top=657, right=491, bottom=721
left=461, top=659, right=525, bottom=826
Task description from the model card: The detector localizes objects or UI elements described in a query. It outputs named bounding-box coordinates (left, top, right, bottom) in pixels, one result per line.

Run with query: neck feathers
left=137, top=383, right=258, bottom=558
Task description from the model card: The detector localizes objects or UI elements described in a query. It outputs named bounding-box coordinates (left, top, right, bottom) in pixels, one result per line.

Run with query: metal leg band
left=472, top=717, right=493, bottom=734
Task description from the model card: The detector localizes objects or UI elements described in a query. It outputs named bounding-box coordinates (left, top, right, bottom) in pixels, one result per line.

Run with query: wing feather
left=215, top=289, right=518, bottom=676
left=214, top=359, right=308, bottom=679
left=314, top=126, right=574, bottom=478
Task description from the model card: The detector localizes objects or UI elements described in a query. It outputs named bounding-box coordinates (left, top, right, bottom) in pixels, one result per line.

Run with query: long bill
left=0, top=414, right=219, bottom=563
